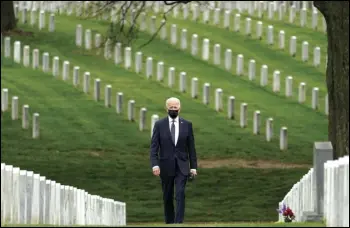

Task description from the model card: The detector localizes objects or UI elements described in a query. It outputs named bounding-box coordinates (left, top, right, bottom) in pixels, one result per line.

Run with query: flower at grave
left=277, top=203, right=296, bottom=223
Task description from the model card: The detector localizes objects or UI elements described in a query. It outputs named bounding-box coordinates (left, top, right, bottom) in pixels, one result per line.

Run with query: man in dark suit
left=150, top=97, right=198, bottom=224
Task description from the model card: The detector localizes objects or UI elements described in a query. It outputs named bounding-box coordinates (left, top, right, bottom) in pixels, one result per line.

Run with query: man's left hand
left=190, top=169, right=197, bottom=176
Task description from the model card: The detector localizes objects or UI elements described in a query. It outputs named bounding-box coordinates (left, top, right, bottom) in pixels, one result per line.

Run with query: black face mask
left=168, top=110, right=179, bottom=119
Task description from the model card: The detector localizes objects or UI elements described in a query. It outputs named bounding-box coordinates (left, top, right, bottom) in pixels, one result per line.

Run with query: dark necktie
left=171, top=119, right=176, bottom=144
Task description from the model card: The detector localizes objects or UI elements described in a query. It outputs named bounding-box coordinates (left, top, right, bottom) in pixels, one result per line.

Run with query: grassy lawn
left=1, top=7, right=328, bottom=224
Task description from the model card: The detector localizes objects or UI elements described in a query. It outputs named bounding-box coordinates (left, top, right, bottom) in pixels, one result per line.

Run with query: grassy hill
left=1, top=4, right=328, bottom=223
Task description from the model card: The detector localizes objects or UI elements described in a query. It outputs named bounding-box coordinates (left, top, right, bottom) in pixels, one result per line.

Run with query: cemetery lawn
left=1, top=13, right=326, bottom=223
left=2, top=53, right=308, bottom=223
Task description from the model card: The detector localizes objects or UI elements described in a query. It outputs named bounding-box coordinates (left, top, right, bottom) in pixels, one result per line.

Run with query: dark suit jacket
left=150, top=117, right=198, bottom=176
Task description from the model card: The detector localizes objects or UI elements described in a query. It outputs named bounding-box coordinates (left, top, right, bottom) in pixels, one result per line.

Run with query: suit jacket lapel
left=177, top=118, right=184, bottom=146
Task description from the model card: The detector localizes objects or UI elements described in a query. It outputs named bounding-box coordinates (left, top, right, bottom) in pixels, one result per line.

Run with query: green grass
left=1, top=57, right=309, bottom=223
left=1, top=8, right=328, bottom=224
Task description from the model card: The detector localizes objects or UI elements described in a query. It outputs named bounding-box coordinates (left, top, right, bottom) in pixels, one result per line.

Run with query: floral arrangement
left=277, top=204, right=295, bottom=223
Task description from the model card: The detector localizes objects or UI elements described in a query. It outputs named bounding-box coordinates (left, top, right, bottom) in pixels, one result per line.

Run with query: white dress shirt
left=152, top=116, right=196, bottom=173
left=168, top=116, right=179, bottom=146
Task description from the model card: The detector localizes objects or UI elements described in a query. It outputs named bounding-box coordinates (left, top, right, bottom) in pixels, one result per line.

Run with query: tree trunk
left=1, top=1, right=16, bottom=32
left=314, top=1, right=349, bottom=159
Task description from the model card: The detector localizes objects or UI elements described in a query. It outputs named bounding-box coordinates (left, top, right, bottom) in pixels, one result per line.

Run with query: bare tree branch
left=80, top=1, right=198, bottom=48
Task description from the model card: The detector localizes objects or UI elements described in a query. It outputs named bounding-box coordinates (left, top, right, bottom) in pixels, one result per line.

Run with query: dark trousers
left=161, top=159, right=188, bottom=224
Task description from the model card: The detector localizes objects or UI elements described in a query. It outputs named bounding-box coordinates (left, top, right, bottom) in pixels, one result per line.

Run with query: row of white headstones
left=9, top=3, right=313, bottom=150
left=73, top=25, right=291, bottom=150
left=70, top=7, right=329, bottom=115
left=1, top=37, right=159, bottom=136
left=1, top=89, right=40, bottom=139
left=141, top=14, right=328, bottom=108
left=47, top=1, right=328, bottom=114
left=1, top=162, right=126, bottom=226
left=4, top=33, right=287, bottom=149
left=147, top=2, right=327, bottom=70
left=197, top=1, right=328, bottom=32
left=14, top=0, right=327, bottom=72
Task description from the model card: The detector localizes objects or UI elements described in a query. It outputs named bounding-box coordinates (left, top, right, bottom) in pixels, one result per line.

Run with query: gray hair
left=165, top=97, right=181, bottom=108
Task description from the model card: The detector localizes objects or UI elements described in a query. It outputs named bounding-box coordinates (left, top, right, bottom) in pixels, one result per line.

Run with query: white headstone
left=42, top=52, right=50, bottom=72
left=146, top=57, right=153, bottom=78
left=302, top=41, right=309, bottom=62
left=73, top=66, right=80, bottom=87
left=191, top=34, right=198, bottom=56
left=253, top=110, right=261, bottom=135
left=202, top=38, right=210, bottom=61
left=279, top=30, right=285, bottom=49
left=273, top=70, right=280, bottom=92
left=312, top=87, right=319, bottom=110
left=298, top=82, right=306, bottom=103
left=313, top=47, right=321, bottom=67
left=248, top=59, right=256, bottom=81
left=240, top=103, right=248, bottom=128
left=181, top=29, right=187, bottom=50
left=227, top=96, right=235, bottom=119
left=157, top=62, right=164, bottom=82
left=49, top=14, right=55, bottom=32
left=168, top=67, right=175, bottom=88
left=116, top=92, right=123, bottom=114
left=32, top=113, right=40, bottom=139
left=179, top=72, right=186, bottom=92
left=245, top=18, right=251, bottom=36
left=213, top=44, right=221, bottom=65
left=256, top=21, right=263, bottom=40
left=135, top=52, right=142, bottom=73
left=22, top=105, right=30, bottom=129
left=94, top=79, right=101, bottom=101
left=62, top=61, right=69, bottom=81
left=1, top=88, right=9, bottom=112
left=11, top=96, right=19, bottom=120
left=23, top=45, right=30, bottom=67
left=170, top=24, right=177, bottom=45
left=234, top=14, right=241, bottom=32
left=203, top=83, right=210, bottom=105
left=290, top=36, right=297, bottom=57
left=84, top=29, right=92, bottom=50
left=128, top=100, right=135, bottom=121
left=124, top=47, right=132, bottom=69
left=32, top=49, right=39, bottom=69
left=215, top=88, right=223, bottom=112
left=236, top=54, right=244, bottom=76
left=285, top=76, right=293, bottom=97
left=105, top=85, right=112, bottom=107
left=139, top=108, right=147, bottom=131
left=52, top=56, right=60, bottom=77
left=266, top=118, right=273, bottom=141
left=225, top=49, right=232, bottom=71
left=260, top=65, right=268, bottom=86
left=280, top=127, right=288, bottom=150
left=114, top=43, right=122, bottom=65
left=14, top=41, right=21, bottom=63
left=267, top=25, right=274, bottom=45
left=83, top=72, right=90, bottom=94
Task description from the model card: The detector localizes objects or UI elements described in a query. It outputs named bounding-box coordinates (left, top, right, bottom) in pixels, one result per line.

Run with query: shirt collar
left=168, top=116, right=179, bottom=122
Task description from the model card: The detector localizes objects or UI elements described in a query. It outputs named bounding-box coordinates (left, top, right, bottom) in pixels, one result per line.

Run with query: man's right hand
left=152, top=166, right=160, bottom=176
